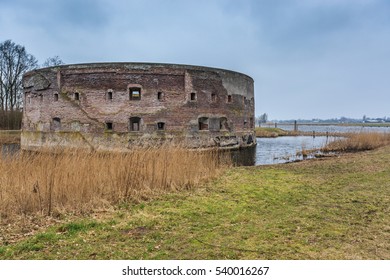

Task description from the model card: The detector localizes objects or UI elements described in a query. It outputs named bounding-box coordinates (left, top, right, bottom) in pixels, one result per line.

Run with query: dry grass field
left=322, top=132, right=390, bottom=152
left=0, top=145, right=229, bottom=222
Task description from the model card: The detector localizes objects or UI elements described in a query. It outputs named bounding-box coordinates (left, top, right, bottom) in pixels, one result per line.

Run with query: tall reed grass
left=0, top=145, right=230, bottom=222
left=0, top=131, right=20, bottom=144
left=322, top=132, right=390, bottom=152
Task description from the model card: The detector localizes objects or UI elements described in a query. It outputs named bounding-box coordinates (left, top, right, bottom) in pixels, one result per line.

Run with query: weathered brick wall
left=22, top=63, right=255, bottom=151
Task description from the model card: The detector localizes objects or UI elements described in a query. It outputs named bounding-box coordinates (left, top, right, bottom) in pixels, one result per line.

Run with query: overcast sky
left=1, top=0, right=389, bottom=120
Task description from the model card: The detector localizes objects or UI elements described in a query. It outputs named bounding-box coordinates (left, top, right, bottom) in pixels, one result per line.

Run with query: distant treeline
left=271, top=116, right=390, bottom=124
left=0, top=110, right=22, bottom=130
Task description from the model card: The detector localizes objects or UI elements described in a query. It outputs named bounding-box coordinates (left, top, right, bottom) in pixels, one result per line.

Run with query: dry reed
left=322, top=132, right=390, bottom=152
left=0, top=145, right=230, bottom=222
left=0, top=131, right=20, bottom=144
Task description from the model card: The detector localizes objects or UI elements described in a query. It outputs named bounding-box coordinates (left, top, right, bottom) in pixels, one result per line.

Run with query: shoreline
left=255, top=127, right=341, bottom=138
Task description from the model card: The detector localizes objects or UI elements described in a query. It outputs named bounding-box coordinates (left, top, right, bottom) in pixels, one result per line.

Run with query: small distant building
left=22, top=63, right=256, bottom=151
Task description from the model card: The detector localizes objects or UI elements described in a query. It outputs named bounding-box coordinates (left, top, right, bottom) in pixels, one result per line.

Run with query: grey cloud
left=1, top=0, right=390, bottom=119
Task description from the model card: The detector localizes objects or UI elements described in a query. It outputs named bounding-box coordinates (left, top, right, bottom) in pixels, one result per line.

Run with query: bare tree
left=42, top=55, right=64, bottom=67
left=0, top=40, right=38, bottom=111
left=257, top=113, right=268, bottom=126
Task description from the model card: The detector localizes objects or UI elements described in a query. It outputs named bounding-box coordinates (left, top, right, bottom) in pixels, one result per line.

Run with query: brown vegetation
left=255, top=127, right=294, bottom=137
left=0, top=130, right=20, bottom=144
left=322, top=132, right=390, bottom=152
left=0, top=146, right=229, bottom=222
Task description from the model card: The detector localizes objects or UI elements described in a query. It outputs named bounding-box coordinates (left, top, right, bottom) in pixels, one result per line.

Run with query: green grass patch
left=57, top=221, right=100, bottom=236
left=255, top=127, right=291, bottom=137
left=255, top=127, right=296, bottom=138
left=2, top=146, right=390, bottom=259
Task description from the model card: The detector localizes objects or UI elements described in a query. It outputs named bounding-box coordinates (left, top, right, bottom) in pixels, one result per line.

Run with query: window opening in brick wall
left=107, top=91, right=113, bottom=100
left=211, top=93, right=216, bottom=102
left=54, top=93, right=58, bottom=101
left=190, top=92, right=196, bottom=101
left=198, top=117, right=209, bottom=130
left=227, top=95, right=232, bottom=103
left=52, top=117, right=61, bottom=131
left=157, top=122, right=165, bottom=130
left=220, top=117, right=229, bottom=130
left=129, top=117, right=141, bottom=131
left=157, top=92, right=163, bottom=101
left=74, top=92, right=80, bottom=100
left=106, top=122, right=113, bottom=131
left=129, top=88, right=141, bottom=100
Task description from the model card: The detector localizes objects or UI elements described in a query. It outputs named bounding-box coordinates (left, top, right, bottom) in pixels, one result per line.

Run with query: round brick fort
left=22, top=62, right=256, bottom=151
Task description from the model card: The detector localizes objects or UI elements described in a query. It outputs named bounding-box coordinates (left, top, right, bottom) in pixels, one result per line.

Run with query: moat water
left=230, top=135, right=334, bottom=166
left=3, top=125, right=389, bottom=165
left=2, top=137, right=326, bottom=166
left=1, top=134, right=334, bottom=166
left=271, top=124, right=390, bottom=134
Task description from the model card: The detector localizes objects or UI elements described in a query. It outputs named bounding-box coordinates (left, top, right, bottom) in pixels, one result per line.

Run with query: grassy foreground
left=1, top=145, right=390, bottom=259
